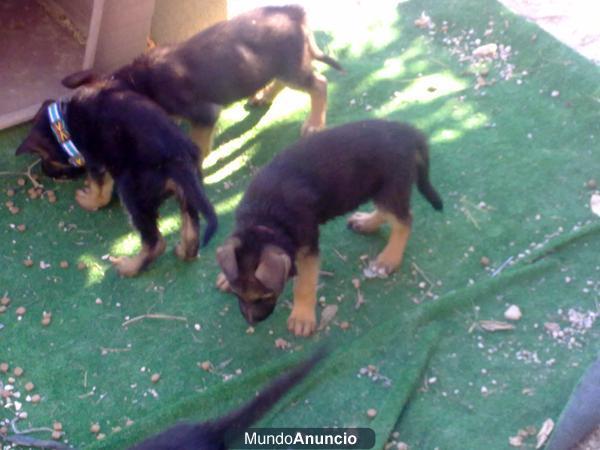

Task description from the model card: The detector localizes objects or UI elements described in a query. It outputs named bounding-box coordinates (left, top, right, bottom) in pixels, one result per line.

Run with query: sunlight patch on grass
left=215, top=191, right=243, bottom=215
left=79, top=254, right=108, bottom=287
left=377, top=72, right=468, bottom=115
left=430, top=128, right=463, bottom=144
left=204, top=153, right=250, bottom=185
left=110, top=215, right=180, bottom=256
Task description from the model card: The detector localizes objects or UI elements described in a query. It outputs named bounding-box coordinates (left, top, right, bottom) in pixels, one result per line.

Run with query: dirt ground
left=230, top=0, right=600, bottom=65
left=498, top=0, right=600, bottom=64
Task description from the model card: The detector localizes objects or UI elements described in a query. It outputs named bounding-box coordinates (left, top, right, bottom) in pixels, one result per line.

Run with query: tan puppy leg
left=347, top=209, right=386, bottom=234
left=174, top=211, right=199, bottom=261
left=288, top=248, right=319, bottom=337
left=190, top=124, right=216, bottom=162
left=75, top=173, right=114, bottom=211
left=110, top=237, right=167, bottom=277
left=248, top=80, right=286, bottom=106
left=301, top=73, right=327, bottom=136
left=371, top=213, right=411, bottom=275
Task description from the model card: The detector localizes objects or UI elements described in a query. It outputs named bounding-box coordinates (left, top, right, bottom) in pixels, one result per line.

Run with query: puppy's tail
left=173, top=166, right=218, bottom=246
left=219, top=347, right=327, bottom=445
left=305, top=26, right=344, bottom=72
left=415, top=138, right=443, bottom=211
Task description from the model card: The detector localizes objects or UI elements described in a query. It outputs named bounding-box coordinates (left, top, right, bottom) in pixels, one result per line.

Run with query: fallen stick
left=122, top=313, right=187, bottom=327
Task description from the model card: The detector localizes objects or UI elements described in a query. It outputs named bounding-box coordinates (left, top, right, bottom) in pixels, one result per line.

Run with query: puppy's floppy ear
left=255, top=245, right=291, bottom=294
left=62, top=69, right=99, bottom=88
left=216, top=237, right=241, bottom=281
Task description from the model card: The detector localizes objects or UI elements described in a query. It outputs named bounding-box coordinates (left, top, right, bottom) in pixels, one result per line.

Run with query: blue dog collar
left=47, top=102, right=85, bottom=167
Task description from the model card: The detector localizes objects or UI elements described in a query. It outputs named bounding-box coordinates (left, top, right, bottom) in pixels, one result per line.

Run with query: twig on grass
left=121, top=313, right=187, bottom=327
left=2, top=417, right=73, bottom=450
left=0, top=159, right=43, bottom=189
left=332, top=248, right=347, bottom=262
left=491, top=256, right=514, bottom=277
left=411, top=262, right=434, bottom=287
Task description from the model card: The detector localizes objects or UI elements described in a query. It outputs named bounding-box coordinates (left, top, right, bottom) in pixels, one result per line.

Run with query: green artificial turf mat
left=1, top=0, right=598, bottom=449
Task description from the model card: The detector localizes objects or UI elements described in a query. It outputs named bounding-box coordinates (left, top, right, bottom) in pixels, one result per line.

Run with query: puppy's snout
left=238, top=297, right=276, bottom=325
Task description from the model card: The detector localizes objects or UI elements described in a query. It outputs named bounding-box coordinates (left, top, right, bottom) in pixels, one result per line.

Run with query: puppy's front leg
left=288, top=247, right=319, bottom=337
left=76, top=171, right=114, bottom=211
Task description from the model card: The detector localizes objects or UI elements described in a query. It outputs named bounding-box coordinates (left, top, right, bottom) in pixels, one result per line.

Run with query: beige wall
left=151, top=0, right=227, bottom=45
left=93, top=0, right=156, bottom=72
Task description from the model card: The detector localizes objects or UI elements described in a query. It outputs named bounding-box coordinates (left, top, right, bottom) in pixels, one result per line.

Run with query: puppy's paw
left=301, top=121, right=324, bottom=137
left=75, top=188, right=100, bottom=211
left=287, top=308, right=316, bottom=337
left=110, top=255, right=143, bottom=277
left=216, top=272, right=232, bottom=292
left=246, top=95, right=271, bottom=108
left=174, top=241, right=198, bottom=261
left=363, top=258, right=397, bottom=279
left=347, top=212, right=382, bottom=234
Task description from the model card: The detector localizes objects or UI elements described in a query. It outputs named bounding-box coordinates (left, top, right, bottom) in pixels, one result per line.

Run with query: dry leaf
left=536, top=418, right=554, bottom=449
left=473, top=43, right=498, bottom=58
left=318, top=304, right=338, bottom=331
left=479, top=320, right=515, bottom=331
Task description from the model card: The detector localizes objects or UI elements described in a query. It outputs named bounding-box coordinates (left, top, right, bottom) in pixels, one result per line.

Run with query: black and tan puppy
left=62, top=5, right=342, bottom=164
left=130, top=349, right=325, bottom=450
left=216, top=120, right=443, bottom=336
left=16, top=83, right=217, bottom=277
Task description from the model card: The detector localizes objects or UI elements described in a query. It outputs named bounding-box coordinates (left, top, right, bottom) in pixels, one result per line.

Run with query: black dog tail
left=305, top=26, right=344, bottom=72
left=219, top=348, right=327, bottom=444
left=173, top=166, right=218, bottom=246
left=415, top=138, right=443, bottom=211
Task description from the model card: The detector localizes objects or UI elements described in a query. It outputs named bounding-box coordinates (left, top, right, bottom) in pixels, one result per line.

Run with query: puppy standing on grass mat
left=216, top=119, right=443, bottom=336
left=16, top=89, right=217, bottom=277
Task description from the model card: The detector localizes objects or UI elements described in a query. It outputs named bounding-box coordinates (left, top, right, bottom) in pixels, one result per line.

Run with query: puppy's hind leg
left=247, top=80, right=286, bottom=107
left=347, top=209, right=386, bottom=234
left=300, top=73, right=327, bottom=136
left=174, top=197, right=200, bottom=261
left=110, top=176, right=166, bottom=277
left=190, top=123, right=216, bottom=163
left=370, top=210, right=412, bottom=277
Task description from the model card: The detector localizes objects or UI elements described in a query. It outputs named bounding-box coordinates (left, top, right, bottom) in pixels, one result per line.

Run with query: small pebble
left=23, top=258, right=34, bottom=267
left=17, top=178, right=26, bottom=186
left=200, top=361, right=212, bottom=371
left=51, top=431, right=62, bottom=440
left=397, top=443, right=409, bottom=450
left=246, top=326, right=255, bottom=334
left=352, top=278, right=361, bottom=289
left=17, top=224, right=26, bottom=232
left=0, top=296, right=10, bottom=306
left=151, top=373, right=161, bottom=383
left=587, top=179, right=597, bottom=190
left=0, top=305, right=6, bottom=314
left=0, top=362, right=8, bottom=373
left=125, top=418, right=134, bottom=427
left=13, top=367, right=23, bottom=377
left=504, top=304, right=522, bottom=321
left=90, top=423, right=101, bottom=434
left=77, top=261, right=87, bottom=270
left=59, top=260, right=69, bottom=269
left=339, top=321, right=350, bottom=330
left=480, top=256, right=490, bottom=267
left=97, top=433, right=106, bottom=440
left=16, top=306, right=26, bottom=316
left=31, top=394, right=41, bottom=403
left=6, top=188, right=15, bottom=197
left=367, top=408, right=378, bottom=419
left=53, top=422, right=63, bottom=432
left=24, top=382, right=34, bottom=391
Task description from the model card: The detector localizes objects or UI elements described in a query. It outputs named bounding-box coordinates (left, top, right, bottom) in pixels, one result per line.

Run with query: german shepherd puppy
left=60, top=5, right=343, bottom=167
left=216, top=120, right=443, bottom=336
left=16, top=84, right=217, bottom=277
left=130, top=349, right=325, bottom=450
